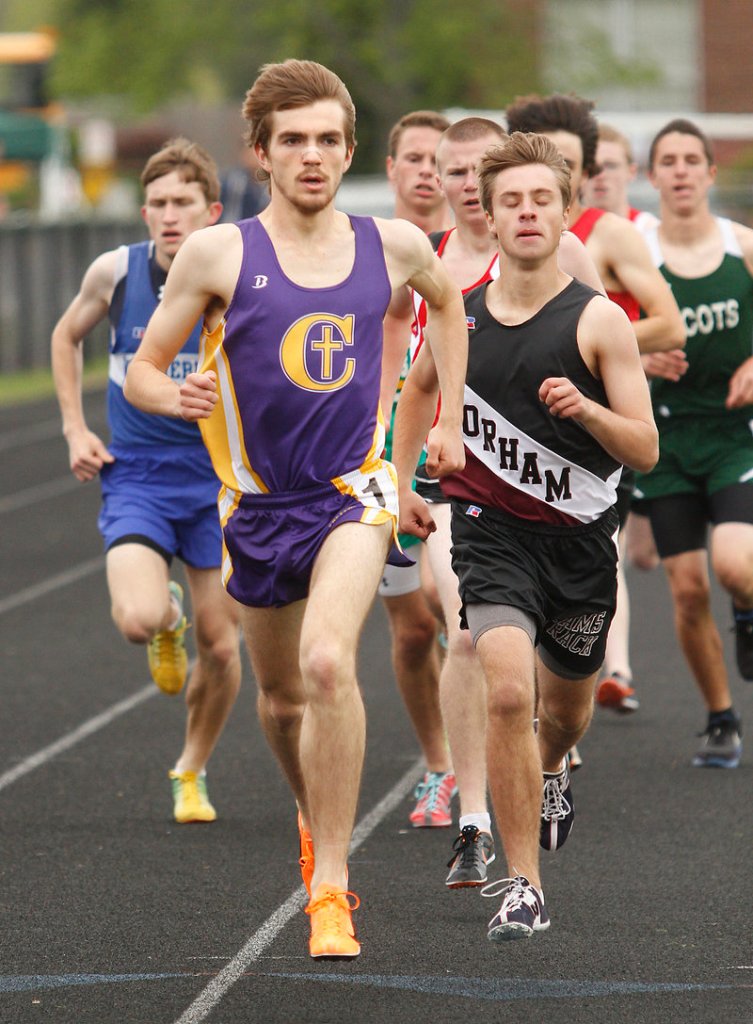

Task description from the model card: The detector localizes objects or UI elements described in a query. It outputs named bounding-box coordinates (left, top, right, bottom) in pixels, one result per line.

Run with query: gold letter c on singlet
left=279, top=313, right=356, bottom=392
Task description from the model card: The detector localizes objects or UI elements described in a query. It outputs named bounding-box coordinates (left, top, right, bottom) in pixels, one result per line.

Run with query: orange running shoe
left=297, top=811, right=315, bottom=894
left=596, top=673, right=639, bottom=713
left=306, top=885, right=361, bottom=959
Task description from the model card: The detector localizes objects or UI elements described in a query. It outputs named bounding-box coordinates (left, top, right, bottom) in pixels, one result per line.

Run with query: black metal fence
left=0, top=217, right=144, bottom=374
left=1, top=179, right=751, bottom=376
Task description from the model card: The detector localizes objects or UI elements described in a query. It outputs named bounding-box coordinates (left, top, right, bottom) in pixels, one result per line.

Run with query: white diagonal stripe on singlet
left=463, top=384, right=620, bottom=522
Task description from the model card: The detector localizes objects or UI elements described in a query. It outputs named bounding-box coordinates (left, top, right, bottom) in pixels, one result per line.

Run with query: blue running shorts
left=98, top=444, right=222, bottom=569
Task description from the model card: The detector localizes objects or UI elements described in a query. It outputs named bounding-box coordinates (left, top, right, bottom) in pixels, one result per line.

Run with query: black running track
left=2, top=391, right=752, bottom=1024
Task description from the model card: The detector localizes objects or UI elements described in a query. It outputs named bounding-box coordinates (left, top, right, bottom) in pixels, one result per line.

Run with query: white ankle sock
left=460, top=812, right=491, bottom=834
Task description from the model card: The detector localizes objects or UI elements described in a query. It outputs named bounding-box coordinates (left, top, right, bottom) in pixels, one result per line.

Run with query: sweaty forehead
left=438, top=134, right=500, bottom=170
left=395, top=125, right=442, bottom=159
left=270, top=99, right=348, bottom=136
left=144, top=172, right=204, bottom=202
left=596, top=140, right=629, bottom=167
left=495, top=162, right=560, bottom=193
left=654, top=131, right=705, bottom=159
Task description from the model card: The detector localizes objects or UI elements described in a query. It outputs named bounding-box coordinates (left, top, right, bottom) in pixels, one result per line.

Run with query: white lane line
left=0, top=418, right=61, bottom=453
left=0, top=557, right=105, bottom=617
left=0, top=685, right=156, bottom=793
left=0, top=409, right=107, bottom=454
left=173, top=757, right=423, bottom=1024
left=0, top=475, right=82, bottom=515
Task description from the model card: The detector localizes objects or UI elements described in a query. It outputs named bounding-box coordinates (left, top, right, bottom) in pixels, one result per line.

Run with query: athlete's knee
left=111, top=601, right=158, bottom=645
left=300, top=636, right=354, bottom=700
left=485, top=673, right=533, bottom=723
left=538, top=694, right=592, bottom=739
left=194, top=621, right=241, bottom=680
left=714, top=555, right=753, bottom=602
left=258, top=686, right=304, bottom=733
left=390, top=610, right=438, bottom=668
left=669, top=572, right=711, bottom=623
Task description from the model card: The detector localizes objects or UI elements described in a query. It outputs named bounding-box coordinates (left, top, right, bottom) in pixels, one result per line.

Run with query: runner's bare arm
left=600, top=215, right=685, bottom=353
left=641, top=348, right=689, bottom=381
left=559, top=231, right=605, bottom=294
left=124, top=225, right=239, bottom=420
left=727, top=356, right=753, bottom=409
left=391, top=344, right=441, bottom=539
left=376, top=218, right=466, bottom=477
left=381, top=285, right=413, bottom=426
left=727, top=223, right=753, bottom=409
left=540, top=295, right=658, bottom=472
left=51, top=250, right=118, bottom=481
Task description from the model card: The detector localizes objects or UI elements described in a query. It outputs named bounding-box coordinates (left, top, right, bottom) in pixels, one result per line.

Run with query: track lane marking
left=0, top=475, right=82, bottom=515
left=173, top=758, right=423, bottom=1024
left=0, top=557, right=105, bottom=617
left=0, top=418, right=62, bottom=452
left=0, top=685, right=156, bottom=793
left=264, top=972, right=745, bottom=1000
left=0, top=410, right=107, bottom=453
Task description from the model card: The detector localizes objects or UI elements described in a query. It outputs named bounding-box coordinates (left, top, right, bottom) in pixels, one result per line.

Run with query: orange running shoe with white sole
left=297, top=812, right=315, bottom=894
left=306, top=886, right=361, bottom=959
left=596, top=674, right=639, bottom=713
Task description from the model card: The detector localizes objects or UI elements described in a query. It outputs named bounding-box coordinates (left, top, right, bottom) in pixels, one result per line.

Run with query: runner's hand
left=67, top=428, right=115, bottom=482
left=726, top=355, right=753, bottom=409
left=179, top=371, right=218, bottom=421
left=640, top=349, right=688, bottom=382
left=399, top=490, right=436, bottom=540
left=539, top=377, right=589, bottom=420
left=424, top=423, right=465, bottom=478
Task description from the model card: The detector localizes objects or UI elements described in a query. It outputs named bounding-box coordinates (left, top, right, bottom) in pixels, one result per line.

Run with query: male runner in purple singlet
left=124, top=60, right=467, bottom=960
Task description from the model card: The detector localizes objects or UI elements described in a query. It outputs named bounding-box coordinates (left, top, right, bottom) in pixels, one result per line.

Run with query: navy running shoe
left=540, top=760, right=574, bottom=850
left=484, top=875, right=550, bottom=941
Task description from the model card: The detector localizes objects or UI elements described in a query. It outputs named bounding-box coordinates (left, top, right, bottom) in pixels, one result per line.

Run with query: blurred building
left=441, top=0, right=753, bottom=220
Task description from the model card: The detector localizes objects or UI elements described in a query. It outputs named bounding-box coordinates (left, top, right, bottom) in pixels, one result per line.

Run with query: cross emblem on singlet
left=310, top=324, right=344, bottom=380
left=279, top=312, right=356, bottom=392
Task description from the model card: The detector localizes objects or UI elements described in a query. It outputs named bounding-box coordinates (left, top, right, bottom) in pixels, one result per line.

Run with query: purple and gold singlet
left=198, top=215, right=403, bottom=605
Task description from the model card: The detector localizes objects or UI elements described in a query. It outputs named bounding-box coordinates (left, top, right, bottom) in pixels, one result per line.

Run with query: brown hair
left=140, top=137, right=220, bottom=204
left=505, top=93, right=600, bottom=177
left=597, top=123, right=634, bottom=164
left=477, top=131, right=572, bottom=215
left=648, top=117, right=715, bottom=170
left=242, top=59, right=356, bottom=155
left=387, top=110, right=451, bottom=158
left=437, top=117, right=507, bottom=171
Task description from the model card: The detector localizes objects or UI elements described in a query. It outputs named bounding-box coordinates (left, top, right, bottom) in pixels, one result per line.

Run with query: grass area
left=0, top=359, right=108, bottom=407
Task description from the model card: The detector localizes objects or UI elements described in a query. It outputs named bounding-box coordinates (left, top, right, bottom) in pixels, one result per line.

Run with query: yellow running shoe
left=148, top=582, right=189, bottom=695
left=306, top=885, right=360, bottom=959
left=298, top=812, right=315, bottom=895
left=169, top=769, right=217, bottom=824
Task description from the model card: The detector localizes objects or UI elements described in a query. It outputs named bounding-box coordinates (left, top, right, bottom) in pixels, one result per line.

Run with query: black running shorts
left=450, top=501, right=619, bottom=680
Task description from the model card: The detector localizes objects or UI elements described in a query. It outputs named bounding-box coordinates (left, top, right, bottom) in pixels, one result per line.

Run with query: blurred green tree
left=47, top=0, right=543, bottom=171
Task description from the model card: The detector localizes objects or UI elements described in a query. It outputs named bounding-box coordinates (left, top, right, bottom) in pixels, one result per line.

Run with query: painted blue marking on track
left=267, top=973, right=740, bottom=1001
left=0, top=974, right=191, bottom=993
